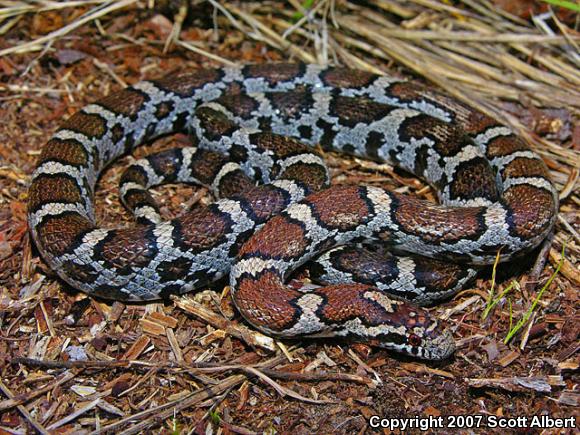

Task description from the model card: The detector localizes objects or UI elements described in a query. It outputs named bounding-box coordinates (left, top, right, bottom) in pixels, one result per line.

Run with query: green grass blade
left=541, top=0, right=580, bottom=12
left=482, top=249, right=503, bottom=320
left=504, top=243, right=566, bottom=344
left=292, top=0, right=315, bottom=21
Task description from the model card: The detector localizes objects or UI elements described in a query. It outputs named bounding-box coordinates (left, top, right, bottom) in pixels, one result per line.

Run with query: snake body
left=28, top=63, right=558, bottom=360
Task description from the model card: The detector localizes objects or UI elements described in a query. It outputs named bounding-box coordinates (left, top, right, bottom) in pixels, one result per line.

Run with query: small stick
left=11, top=357, right=371, bottom=385
left=46, top=399, right=101, bottom=431
left=172, top=295, right=276, bottom=351
left=519, top=312, right=537, bottom=350
left=89, top=352, right=290, bottom=434
left=0, top=370, right=76, bottom=412
left=258, top=368, right=371, bottom=385
left=0, top=0, right=139, bottom=57
left=522, top=231, right=554, bottom=294
left=0, top=379, right=50, bottom=435
left=558, top=214, right=580, bottom=244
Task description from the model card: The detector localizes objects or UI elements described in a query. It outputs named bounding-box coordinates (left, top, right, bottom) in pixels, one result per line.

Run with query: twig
left=11, top=356, right=371, bottom=385
left=89, top=352, right=290, bottom=434
left=194, top=385, right=239, bottom=434
left=441, top=295, right=481, bottom=321
left=345, top=28, right=580, bottom=44
left=0, top=0, right=138, bottom=57
left=519, top=311, right=537, bottom=350
left=219, top=2, right=316, bottom=63
left=163, top=0, right=187, bottom=53
left=93, top=58, right=126, bottom=87
left=558, top=214, right=580, bottom=244
left=241, top=366, right=330, bottom=404
left=522, top=231, right=555, bottom=293
left=259, top=368, right=371, bottom=385
left=175, top=40, right=237, bottom=66
left=172, top=295, right=276, bottom=351
left=467, top=376, right=553, bottom=393
left=0, top=379, right=50, bottom=435
left=46, top=399, right=101, bottom=431
left=0, top=1, right=111, bottom=18
left=0, top=370, right=76, bottom=412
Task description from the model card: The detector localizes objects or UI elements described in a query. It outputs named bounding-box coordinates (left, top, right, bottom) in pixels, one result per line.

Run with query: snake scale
left=28, top=63, right=558, bottom=360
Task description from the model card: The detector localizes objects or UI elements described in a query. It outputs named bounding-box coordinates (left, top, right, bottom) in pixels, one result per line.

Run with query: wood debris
left=466, top=376, right=561, bottom=393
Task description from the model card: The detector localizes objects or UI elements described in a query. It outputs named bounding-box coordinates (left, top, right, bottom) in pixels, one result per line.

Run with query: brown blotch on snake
left=61, top=112, right=107, bottom=139
left=307, top=186, right=372, bottom=231
left=40, top=138, right=89, bottom=167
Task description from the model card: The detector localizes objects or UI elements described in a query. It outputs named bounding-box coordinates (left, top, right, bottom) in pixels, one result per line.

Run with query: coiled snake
left=28, top=64, right=558, bottom=360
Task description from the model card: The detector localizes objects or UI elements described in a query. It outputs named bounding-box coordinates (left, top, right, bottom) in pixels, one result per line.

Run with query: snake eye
left=408, top=333, right=422, bottom=347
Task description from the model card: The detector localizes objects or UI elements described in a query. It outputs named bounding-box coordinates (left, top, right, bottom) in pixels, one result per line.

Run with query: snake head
left=361, top=292, right=456, bottom=360
left=367, top=321, right=455, bottom=360
left=408, top=327, right=456, bottom=360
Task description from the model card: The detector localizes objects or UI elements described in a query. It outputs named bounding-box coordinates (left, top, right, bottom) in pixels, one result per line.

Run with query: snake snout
left=422, top=328, right=456, bottom=360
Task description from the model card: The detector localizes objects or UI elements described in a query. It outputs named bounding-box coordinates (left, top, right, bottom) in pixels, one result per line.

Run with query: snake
left=27, top=63, right=558, bottom=360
